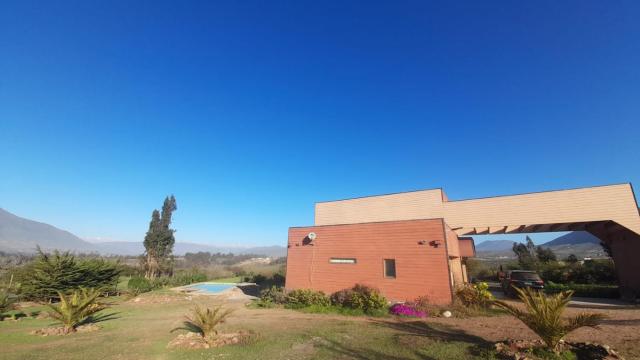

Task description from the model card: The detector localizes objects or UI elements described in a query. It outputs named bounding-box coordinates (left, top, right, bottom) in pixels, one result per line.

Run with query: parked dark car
left=501, top=270, right=544, bottom=297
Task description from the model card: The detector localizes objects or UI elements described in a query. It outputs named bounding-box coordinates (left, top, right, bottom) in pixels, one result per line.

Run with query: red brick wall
left=285, top=219, right=454, bottom=304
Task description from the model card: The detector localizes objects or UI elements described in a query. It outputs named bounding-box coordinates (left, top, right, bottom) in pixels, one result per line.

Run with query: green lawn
left=0, top=291, right=500, bottom=360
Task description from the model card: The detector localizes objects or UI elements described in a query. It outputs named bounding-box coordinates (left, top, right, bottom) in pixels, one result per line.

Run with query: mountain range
left=0, top=208, right=286, bottom=257
left=475, top=231, right=606, bottom=259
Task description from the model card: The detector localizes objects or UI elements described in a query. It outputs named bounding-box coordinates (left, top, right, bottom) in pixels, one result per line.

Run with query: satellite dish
left=308, top=232, right=317, bottom=241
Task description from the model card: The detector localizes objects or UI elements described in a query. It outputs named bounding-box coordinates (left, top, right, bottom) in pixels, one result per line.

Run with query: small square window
left=384, top=259, right=396, bottom=278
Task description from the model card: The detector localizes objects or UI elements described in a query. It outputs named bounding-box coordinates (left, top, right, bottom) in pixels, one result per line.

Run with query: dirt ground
left=424, top=303, right=640, bottom=359
left=192, top=293, right=640, bottom=358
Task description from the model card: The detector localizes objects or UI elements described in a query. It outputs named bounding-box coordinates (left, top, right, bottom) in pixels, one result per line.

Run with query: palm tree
left=47, top=288, right=106, bottom=334
left=172, top=305, right=234, bottom=344
left=494, top=287, right=604, bottom=352
left=0, top=290, right=18, bottom=320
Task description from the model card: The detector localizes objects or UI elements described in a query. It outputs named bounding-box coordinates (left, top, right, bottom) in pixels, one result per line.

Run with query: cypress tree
left=143, top=196, right=177, bottom=278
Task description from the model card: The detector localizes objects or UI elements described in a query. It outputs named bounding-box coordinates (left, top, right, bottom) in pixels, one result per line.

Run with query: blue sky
left=1, top=1, right=639, bottom=247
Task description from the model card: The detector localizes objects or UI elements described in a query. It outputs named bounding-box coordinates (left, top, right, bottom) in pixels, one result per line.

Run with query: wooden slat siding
left=444, top=223, right=460, bottom=257
left=449, top=258, right=464, bottom=287
left=315, top=189, right=444, bottom=226
left=458, top=238, right=475, bottom=258
left=285, top=219, right=453, bottom=304
left=314, top=184, right=640, bottom=236
left=609, top=232, right=640, bottom=293
left=444, top=184, right=640, bottom=235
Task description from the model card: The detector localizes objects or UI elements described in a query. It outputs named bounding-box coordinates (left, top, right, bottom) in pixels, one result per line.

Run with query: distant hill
left=0, top=208, right=286, bottom=257
left=475, top=240, right=516, bottom=252
left=93, top=242, right=287, bottom=257
left=475, top=231, right=606, bottom=260
left=0, top=208, right=95, bottom=253
left=542, top=232, right=600, bottom=246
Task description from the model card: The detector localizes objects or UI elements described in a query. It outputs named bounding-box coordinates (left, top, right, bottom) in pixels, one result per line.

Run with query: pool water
left=188, top=283, right=236, bottom=294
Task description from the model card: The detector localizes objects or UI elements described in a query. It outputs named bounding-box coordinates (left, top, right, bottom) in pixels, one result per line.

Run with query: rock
left=442, top=311, right=452, bottom=318
left=167, top=331, right=253, bottom=350
left=167, top=332, right=210, bottom=349
left=30, top=324, right=100, bottom=336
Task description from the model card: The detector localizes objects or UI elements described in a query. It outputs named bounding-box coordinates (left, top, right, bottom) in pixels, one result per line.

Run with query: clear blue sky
left=1, top=1, right=638, bottom=247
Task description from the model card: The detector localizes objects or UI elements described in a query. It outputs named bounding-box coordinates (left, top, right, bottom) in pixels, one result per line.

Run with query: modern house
left=285, top=183, right=640, bottom=303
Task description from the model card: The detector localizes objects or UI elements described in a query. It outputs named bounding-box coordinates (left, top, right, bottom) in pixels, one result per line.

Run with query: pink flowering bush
left=389, top=303, right=427, bottom=318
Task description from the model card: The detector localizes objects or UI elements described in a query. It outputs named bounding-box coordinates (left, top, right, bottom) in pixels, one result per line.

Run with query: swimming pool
left=186, top=283, right=236, bottom=294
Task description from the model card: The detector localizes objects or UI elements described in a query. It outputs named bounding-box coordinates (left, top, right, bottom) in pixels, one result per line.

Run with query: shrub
left=389, top=303, right=426, bottom=318
left=169, top=272, right=208, bottom=287
left=244, top=273, right=267, bottom=284
left=172, top=305, right=234, bottom=344
left=330, top=284, right=388, bottom=313
left=455, top=282, right=493, bottom=308
left=259, top=286, right=287, bottom=304
left=494, top=287, right=604, bottom=352
left=127, top=276, right=154, bottom=294
left=47, top=288, right=107, bottom=334
left=465, top=259, right=498, bottom=281
left=17, top=249, right=121, bottom=301
left=544, top=282, right=619, bottom=299
left=286, top=289, right=330, bottom=307
left=0, top=290, right=18, bottom=320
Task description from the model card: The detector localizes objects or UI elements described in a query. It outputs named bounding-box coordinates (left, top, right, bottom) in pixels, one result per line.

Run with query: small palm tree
left=47, top=288, right=106, bottom=334
left=172, top=305, right=234, bottom=344
left=0, top=290, right=18, bottom=320
left=494, top=287, right=604, bottom=352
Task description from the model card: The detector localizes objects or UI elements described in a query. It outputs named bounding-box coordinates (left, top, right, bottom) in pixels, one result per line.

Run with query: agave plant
left=494, top=287, right=604, bottom=352
left=47, top=288, right=106, bottom=334
left=172, top=305, right=234, bottom=343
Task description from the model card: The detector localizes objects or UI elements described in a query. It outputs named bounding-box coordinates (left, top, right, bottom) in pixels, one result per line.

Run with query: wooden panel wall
left=313, top=184, right=640, bottom=236
left=444, top=184, right=640, bottom=235
left=315, top=189, right=444, bottom=226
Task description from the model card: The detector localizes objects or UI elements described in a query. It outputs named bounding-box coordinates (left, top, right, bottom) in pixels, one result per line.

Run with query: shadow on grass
left=82, top=312, right=121, bottom=325
left=599, top=318, right=640, bottom=326
left=313, top=337, right=438, bottom=360
left=312, top=319, right=502, bottom=360
left=374, top=320, right=502, bottom=359
left=46, top=312, right=121, bottom=327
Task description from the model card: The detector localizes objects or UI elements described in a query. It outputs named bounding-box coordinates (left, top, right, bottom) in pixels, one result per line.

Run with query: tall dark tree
left=535, top=246, right=557, bottom=263
left=600, top=241, right=613, bottom=258
left=513, top=242, right=537, bottom=270
left=566, top=254, right=579, bottom=264
left=143, top=196, right=177, bottom=278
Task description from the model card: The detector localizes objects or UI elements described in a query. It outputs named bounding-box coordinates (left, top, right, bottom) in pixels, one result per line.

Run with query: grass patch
left=289, top=304, right=389, bottom=317
left=0, top=293, right=509, bottom=360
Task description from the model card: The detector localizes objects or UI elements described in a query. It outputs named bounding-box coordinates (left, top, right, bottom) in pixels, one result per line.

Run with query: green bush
left=168, top=272, right=208, bottom=287
left=544, top=282, right=619, bottom=299
left=260, top=286, right=287, bottom=304
left=17, top=249, right=121, bottom=301
left=0, top=290, right=18, bottom=320
left=455, top=282, right=493, bottom=308
left=538, top=259, right=616, bottom=285
left=243, top=272, right=286, bottom=287
left=330, top=284, right=388, bottom=313
left=127, top=276, right=154, bottom=294
left=286, top=289, right=330, bottom=307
